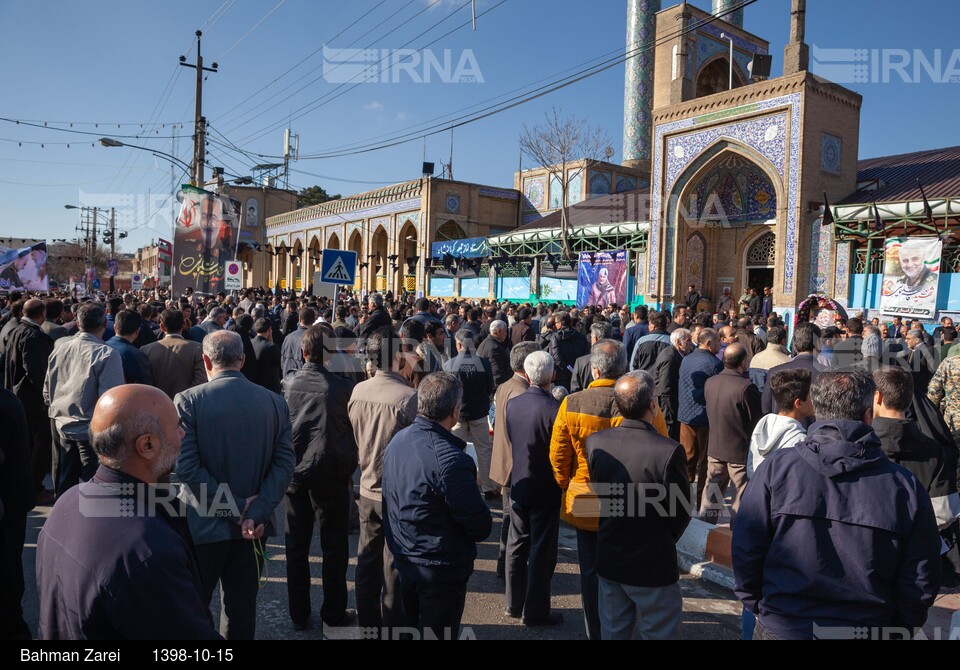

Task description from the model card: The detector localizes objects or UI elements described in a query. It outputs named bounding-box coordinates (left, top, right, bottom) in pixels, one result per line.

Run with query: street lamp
left=65, top=204, right=117, bottom=291
left=99, top=137, right=192, bottom=181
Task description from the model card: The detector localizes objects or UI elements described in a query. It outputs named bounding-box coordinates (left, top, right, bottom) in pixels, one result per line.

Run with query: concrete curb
left=677, top=518, right=736, bottom=591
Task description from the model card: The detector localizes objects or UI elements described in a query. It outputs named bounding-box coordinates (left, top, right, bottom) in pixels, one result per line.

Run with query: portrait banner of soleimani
left=880, top=236, right=941, bottom=319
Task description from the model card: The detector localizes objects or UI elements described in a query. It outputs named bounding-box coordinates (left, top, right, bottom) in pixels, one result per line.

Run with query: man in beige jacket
left=490, top=341, right=540, bottom=578
left=347, top=330, right=419, bottom=636
left=142, top=309, right=206, bottom=399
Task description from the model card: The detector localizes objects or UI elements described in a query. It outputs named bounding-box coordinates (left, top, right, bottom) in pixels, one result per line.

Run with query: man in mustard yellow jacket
left=549, top=339, right=667, bottom=640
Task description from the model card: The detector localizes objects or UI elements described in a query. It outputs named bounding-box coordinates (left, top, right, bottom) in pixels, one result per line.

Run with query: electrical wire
left=215, top=0, right=287, bottom=62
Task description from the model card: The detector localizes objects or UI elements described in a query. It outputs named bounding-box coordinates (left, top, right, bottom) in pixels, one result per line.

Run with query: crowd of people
left=1, top=283, right=959, bottom=640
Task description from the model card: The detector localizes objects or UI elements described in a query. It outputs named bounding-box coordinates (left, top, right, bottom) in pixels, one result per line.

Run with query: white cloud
left=364, top=101, right=384, bottom=111
left=396, top=111, right=408, bottom=121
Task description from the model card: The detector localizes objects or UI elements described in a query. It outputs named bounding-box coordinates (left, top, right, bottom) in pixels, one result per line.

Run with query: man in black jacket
left=477, top=320, right=512, bottom=389
left=586, top=370, right=690, bottom=640
left=37, top=384, right=220, bottom=640
left=548, top=312, right=589, bottom=391
left=444, top=330, right=497, bottom=498
left=0, top=388, right=32, bottom=639
left=4, top=298, right=54, bottom=500
left=572, top=322, right=611, bottom=393
left=282, top=325, right=358, bottom=630
left=505, top=351, right=563, bottom=626
left=630, top=310, right=672, bottom=373
left=873, top=365, right=960, bottom=587
left=251, top=318, right=283, bottom=394
left=654, top=328, right=692, bottom=441
left=358, top=293, right=393, bottom=340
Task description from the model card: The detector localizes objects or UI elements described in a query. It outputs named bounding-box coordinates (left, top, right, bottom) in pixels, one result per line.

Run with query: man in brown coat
left=490, top=341, right=539, bottom=578
left=702, top=343, right=763, bottom=525
left=142, top=309, right=206, bottom=399
left=510, top=308, right=536, bottom=346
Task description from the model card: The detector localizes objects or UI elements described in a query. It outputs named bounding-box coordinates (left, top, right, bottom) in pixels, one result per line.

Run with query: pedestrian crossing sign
left=320, top=249, right=357, bottom=285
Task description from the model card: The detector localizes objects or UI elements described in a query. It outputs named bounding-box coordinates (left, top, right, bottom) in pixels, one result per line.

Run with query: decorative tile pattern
left=478, top=187, right=519, bottom=201
left=522, top=212, right=543, bottom=225
left=622, top=0, right=661, bottom=162
left=567, top=171, right=583, bottom=206
left=685, top=233, right=706, bottom=293
left=711, top=0, right=743, bottom=28
left=695, top=34, right=754, bottom=82
left=616, top=175, right=638, bottom=193
left=588, top=171, right=612, bottom=198
left=648, top=92, right=801, bottom=297
left=270, top=197, right=421, bottom=236
left=523, top=176, right=546, bottom=212
left=326, top=225, right=341, bottom=245
left=699, top=21, right=766, bottom=55
left=835, top=241, right=850, bottom=304
left=809, top=221, right=832, bottom=293
left=549, top=174, right=563, bottom=209
left=690, top=153, right=777, bottom=224
left=821, top=133, right=841, bottom=175
left=445, top=194, right=461, bottom=213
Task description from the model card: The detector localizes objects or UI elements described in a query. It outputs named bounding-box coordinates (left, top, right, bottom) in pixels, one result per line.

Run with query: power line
left=214, top=0, right=388, bottom=126
left=215, top=0, right=287, bottom=62
left=0, top=117, right=185, bottom=139
left=218, top=0, right=425, bottom=135
left=236, top=0, right=481, bottom=145
left=256, top=0, right=759, bottom=161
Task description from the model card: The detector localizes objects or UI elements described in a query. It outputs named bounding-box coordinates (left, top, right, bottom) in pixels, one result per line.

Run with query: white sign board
left=224, top=260, right=242, bottom=291
left=131, top=274, right=143, bottom=290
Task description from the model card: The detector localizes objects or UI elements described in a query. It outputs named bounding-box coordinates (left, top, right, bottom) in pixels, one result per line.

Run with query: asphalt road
left=21, top=498, right=742, bottom=640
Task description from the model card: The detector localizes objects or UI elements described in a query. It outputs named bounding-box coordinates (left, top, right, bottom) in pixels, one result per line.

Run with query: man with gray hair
left=585, top=370, right=690, bottom=639
left=550, top=339, right=668, bottom=640
left=44, top=302, right=124, bottom=495
left=571, top=321, right=611, bottom=393
left=504, top=351, right=563, bottom=626
left=175, top=330, right=295, bottom=639
left=733, top=369, right=942, bottom=639
left=382, top=371, right=492, bottom=639
left=358, top=292, right=391, bottom=339
left=190, top=306, right=228, bottom=342
left=477, top=319, right=512, bottom=388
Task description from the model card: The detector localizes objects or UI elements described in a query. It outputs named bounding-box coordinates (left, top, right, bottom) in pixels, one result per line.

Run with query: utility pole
left=108, top=208, right=116, bottom=293
left=180, top=30, right=218, bottom=186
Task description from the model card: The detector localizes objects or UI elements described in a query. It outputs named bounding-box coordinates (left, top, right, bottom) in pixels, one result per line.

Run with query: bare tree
left=519, top=107, right=611, bottom=258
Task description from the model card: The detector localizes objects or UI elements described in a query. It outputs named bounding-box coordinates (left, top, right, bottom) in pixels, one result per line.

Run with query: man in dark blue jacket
left=733, top=370, right=942, bottom=640
left=586, top=370, right=690, bottom=639
left=281, top=325, right=357, bottom=631
left=37, top=384, right=220, bottom=640
left=505, top=351, right=562, bottom=626
left=382, top=372, right=493, bottom=640
left=105, top=310, right=153, bottom=385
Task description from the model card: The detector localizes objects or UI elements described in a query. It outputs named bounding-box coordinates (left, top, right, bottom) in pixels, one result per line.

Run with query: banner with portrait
left=576, top=249, right=627, bottom=308
left=0, top=241, right=48, bottom=292
left=880, top=236, right=941, bottom=318
left=172, top=187, right=239, bottom=295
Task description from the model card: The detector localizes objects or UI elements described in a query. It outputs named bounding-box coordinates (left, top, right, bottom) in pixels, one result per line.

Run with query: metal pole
left=863, top=235, right=873, bottom=312
left=109, top=208, right=116, bottom=293
left=721, top=32, right=734, bottom=89
left=194, top=31, right=204, bottom=186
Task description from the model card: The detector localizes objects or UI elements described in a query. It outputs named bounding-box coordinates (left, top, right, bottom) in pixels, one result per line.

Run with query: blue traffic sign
left=319, top=249, right=357, bottom=285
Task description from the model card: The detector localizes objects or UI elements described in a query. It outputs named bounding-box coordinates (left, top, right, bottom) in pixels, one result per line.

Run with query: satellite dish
left=605, top=146, right=615, bottom=160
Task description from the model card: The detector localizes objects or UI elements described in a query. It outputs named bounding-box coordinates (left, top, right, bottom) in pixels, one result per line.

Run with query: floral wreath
left=794, top=293, right=849, bottom=326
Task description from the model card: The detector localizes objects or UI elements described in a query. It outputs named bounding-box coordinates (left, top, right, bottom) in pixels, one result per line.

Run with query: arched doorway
left=669, top=143, right=782, bottom=302
left=291, top=239, right=304, bottom=292
left=275, top=242, right=288, bottom=290
left=348, top=230, right=362, bottom=292
left=308, top=235, right=322, bottom=281
left=371, top=226, right=389, bottom=293
left=436, top=220, right=467, bottom=241
left=696, top=58, right=745, bottom=97
left=399, top=220, right=418, bottom=294
left=743, top=230, right=776, bottom=294
left=327, top=232, right=340, bottom=250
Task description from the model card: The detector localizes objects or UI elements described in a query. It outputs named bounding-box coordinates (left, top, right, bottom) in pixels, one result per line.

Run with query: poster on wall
left=880, top=236, right=941, bottom=318
left=172, top=186, right=239, bottom=295
left=0, top=241, right=48, bottom=292
left=576, top=249, right=627, bottom=308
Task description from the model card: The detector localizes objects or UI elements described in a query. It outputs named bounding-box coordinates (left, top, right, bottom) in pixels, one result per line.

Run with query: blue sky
left=1, top=0, right=958, bottom=253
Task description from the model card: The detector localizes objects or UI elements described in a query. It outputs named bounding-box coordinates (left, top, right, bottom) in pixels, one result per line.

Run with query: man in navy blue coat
left=733, top=370, right=942, bottom=640
left=36, top=384, right=220, bottom=640
left=382, top=372, right=492, bottom=640
left=105, top=310, right=153, bottom=385
left=505, top=351, right=563, bottom=626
